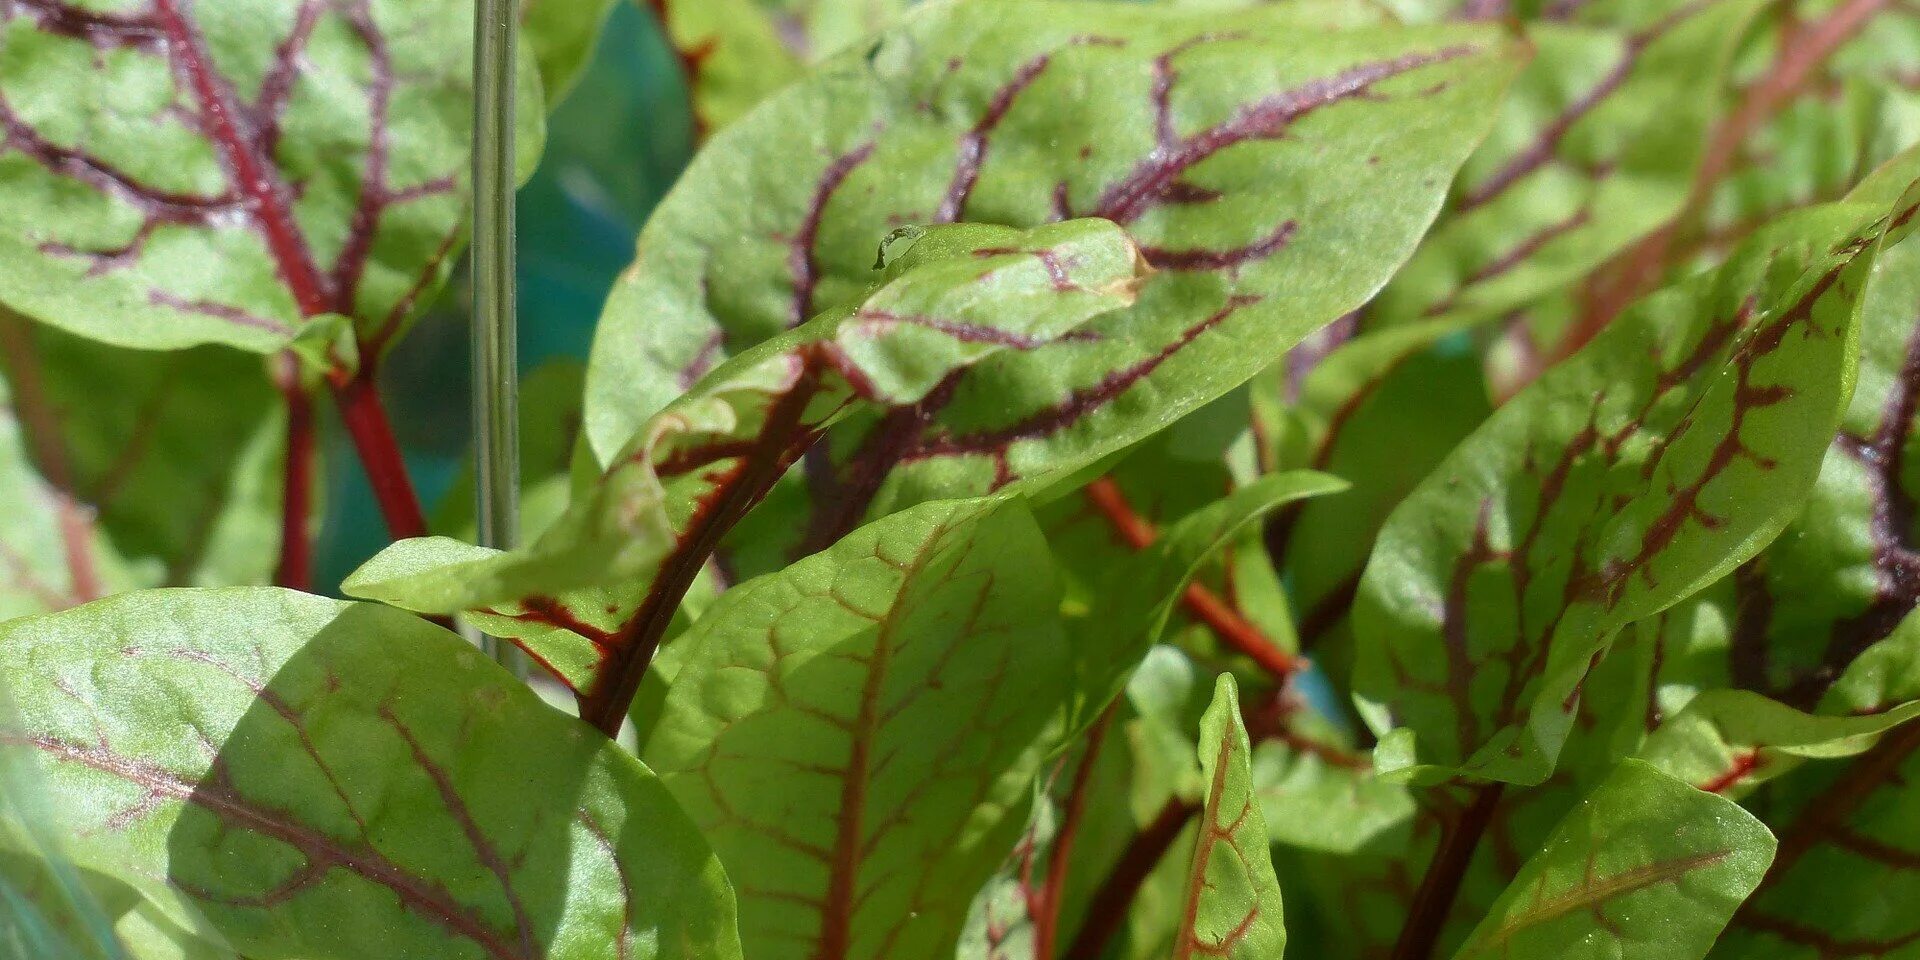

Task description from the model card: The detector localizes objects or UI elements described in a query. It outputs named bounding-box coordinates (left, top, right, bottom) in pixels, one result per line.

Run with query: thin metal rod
left=470, top=0, right=523, bottom=676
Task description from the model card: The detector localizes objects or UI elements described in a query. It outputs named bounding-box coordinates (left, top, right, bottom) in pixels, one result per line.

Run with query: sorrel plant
left=2, top=1, right=1920, bottom=959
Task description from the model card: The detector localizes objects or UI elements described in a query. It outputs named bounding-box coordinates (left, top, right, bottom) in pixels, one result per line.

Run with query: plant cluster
left=3, top=0, right=1920, bottom=959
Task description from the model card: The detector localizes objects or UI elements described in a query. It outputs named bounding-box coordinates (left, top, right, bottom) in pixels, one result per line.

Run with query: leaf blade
left=1172, top=675, right=1287, bottom=960
left=1354, top=198, right=1897, bottom=784
left=0, top=0, right=545, bottom=355
left=0, top=588, right=742, bottom=960
left=641, top=496, right=1069, bottom=960
left=586, top=2, right=1523, bottom=553
left=1450, top=760, right=1773, bottom=960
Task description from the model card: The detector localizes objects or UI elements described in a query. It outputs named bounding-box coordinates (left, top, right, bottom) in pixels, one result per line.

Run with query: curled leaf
left=348, top=219, right=1142, bottom=712
left=1713, top=602, right=1920, bottom=958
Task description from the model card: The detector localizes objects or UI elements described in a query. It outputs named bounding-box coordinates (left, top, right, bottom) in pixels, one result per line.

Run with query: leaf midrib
left=812, top=520, right=956, bottom=960
left=1465, top=848, right=1732, bottom=955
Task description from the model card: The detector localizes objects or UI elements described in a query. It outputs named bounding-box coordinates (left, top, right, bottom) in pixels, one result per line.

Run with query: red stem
left=1063, top=797, right=1200, bottom=960
left=153, top=0, right=334, bottom=318
left=1084, top=476, right=1306, bottom=678
left=275, top=359, right=315, bottom=591
left=153, top=0, right=437, bottom=567
left=579, top=362, right=826, bottom=736
left=1390, top=783, right=1506, bottom=960
left=1032, top=705, right=1117, bottom=959
left=329, top=368, right=430, bottom=542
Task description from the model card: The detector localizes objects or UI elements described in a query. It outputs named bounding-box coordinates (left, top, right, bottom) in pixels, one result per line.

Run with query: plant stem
left=1063, top=796, right=1200, bottom=960
left=1032, top=704, right=1117, bottom=960
left=1554, top=0, right=1887, bottom=363
left=275, top=358, right=315, bottom=591
left=471, top=0, right=522, bottom=671
left=1084, top=476, right=1306, bottom=679
left=580, top=366, right=827, bottom=736
left=1391, top=782, right=1506, bottom=960
left=329, top=369, right=430, bottom=542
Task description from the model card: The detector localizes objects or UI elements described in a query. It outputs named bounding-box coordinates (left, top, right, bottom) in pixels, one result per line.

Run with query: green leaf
left=1706, top=610, right=1920, bottom=959
left=1251, top=719, right=1414, bottom=856
left=647, top=0, right=807, bottom=135
left=23, top=316, right=288, bottom=575
left=1450, top=759, right=1773, bottom=960
left=0, top=588, right=742, bottom=960
left=1683, top=155, right=1920, bottom=711
left=0, top=678, right=135, bottom=960
left=1170, top=675, right=1286, bottom=960
left=0, top=314, right=290, bottom=618
left=348, top=218, right=1143, bottom=708
left=523, top=0, right=619, bottom=105
left=1353, top=198, right=1897, bottom=785
left=639, top=496, right=1069, bottom=960
left=0, top=0, right=545, bottom=356
left=1638, top=604, right=1920, bottom=799
left=0, top=370, right=141, bottom=618
left=1258, top=317, right=1494, bottom=653
left=585, top=1, right=1522, bottom=547
left=1369, top=0, right=1767, bottom=325
left=1640, top=689, right=1920, bottom=798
